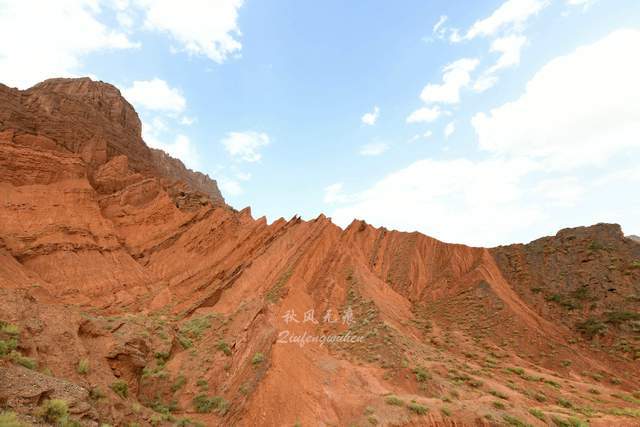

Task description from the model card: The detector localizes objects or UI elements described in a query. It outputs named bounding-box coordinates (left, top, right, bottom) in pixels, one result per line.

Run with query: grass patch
left=385, top=395, right=404, bottom=406
left=407, top=401, right=428, bottom=415
left=217, top=340, right=232, bottom=356
left=266, top=269, right=293, bottom=303
left=8, top=351, right=37, bottom=370
left=412, top=366, right=430, bottom=382
left=576, top=318, right=606, bottom=339
left=110, top=380, right=128, bottom=399
left=609, top=407, right=640, bottom=418
left=38, top=399, right=69, bottom=424
left=489, top=390, right=509, bottom=400
left=551, top=416, right=588, bottom=427
left=0, top=411, right=25, bottom=427
left=252, top=352, right=265, bottom=365
left=529, top=408, right=545, bottom=421
left=172, top=375, right=187, bottom=392
left=503, top=414, right=532, bottom=427
left=77, top=358, right=89, bottom=375
left=177, top=315, right=213, bottom=348
left=0, top=322, right=20, bottom=335
left=192, top=394, right=229, bottom=415
left=493, top=401, right=506, bottom=410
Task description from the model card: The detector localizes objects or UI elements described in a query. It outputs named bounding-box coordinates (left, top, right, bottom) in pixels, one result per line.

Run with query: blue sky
left=1, top=0, right=639, bottom=246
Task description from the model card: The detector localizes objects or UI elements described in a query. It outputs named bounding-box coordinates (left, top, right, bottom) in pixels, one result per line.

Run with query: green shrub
left=407, top=401, right=428, bottom=415
left=529, top=408, right=545, bottom=421
left=9, top=351, right=36, bottom=369
left=172, top=374, right=187, bottom=392
left=217, top=340, right=232, bottom=356
left=0, top=411, right=25, bottom=427
left=196, top=379, right=209, bottom=391
left=192, top=394, right=229, bottom=415
left=89, top=387, right=106, bottom=400
left=252, top=352, right=265, bottom=365
left=38, top=399, right=68, bottom=424
left=441, top=407, right=451, bottom=416
left=557, top=398, right=573, bottom=408
left=576, top=318, right=607, bottom=338
left=489, top=389, right=509, bottom=400
left=493, top=401, right=506, bottom=410
left=385, top=395, right=404, bottom=406
left=412, top=366, right=430, bottom=382
left=502, top=414, right=532, bottom=427
left=111, top=380, right=128, bottom=399
left=551, top=416, right=588, bottom=427
left=0, top=338, right=18, bottom=356
left=77, top=358, right=89, bottom=375
left=0, top=323, right=20, bottom=335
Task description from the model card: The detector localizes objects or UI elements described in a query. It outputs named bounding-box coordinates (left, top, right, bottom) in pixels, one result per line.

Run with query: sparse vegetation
left=192, top=394, right=229, bottom=415
left=0, top=411, right=25, bottom=427
left=489, top=389, right=509, bottom=400
left=89, top=387, right=106, bottom=400
left=407, top=401, right=428, bottom=415
left=38, top=399, right=69, bottom=424
left=0, top=322, right=20, bottom=336
left=503, top=414, right=532, bottom=427
left=177, top=315, right=213, bottom=348
left=111, top=380, right=128, bottom=399
left=8, top=351, right=37, bottom=370
left=217, top=340, right=232, bottom=356
left=385, top=395, right=404, bottom=406
left=77, top=358, right=89, bottom=375
left=529, top=408, right=545, bottom=421
left=172, top=374, right=187, bottom=392
left=412, top=366, right=430, bottom=382
left=493, top=401, right=506, bottom=410
left=252, top=352, right=265, bottom=365
left=266, top=268, right=293, bottom=303
left=551, top=415, right=588, bottom=427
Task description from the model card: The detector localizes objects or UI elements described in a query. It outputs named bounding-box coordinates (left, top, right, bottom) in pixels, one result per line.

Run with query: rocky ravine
left=0, top=78, right=639, bottom=427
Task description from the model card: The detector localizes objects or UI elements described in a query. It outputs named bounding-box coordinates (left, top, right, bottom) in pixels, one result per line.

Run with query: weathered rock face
left=0, top=77, right=224, bottom=204
left=0, top=77, right=639, bottom=427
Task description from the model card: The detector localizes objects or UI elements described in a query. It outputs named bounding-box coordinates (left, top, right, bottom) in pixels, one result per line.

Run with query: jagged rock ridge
left=0, top=78, right=639, bottom=427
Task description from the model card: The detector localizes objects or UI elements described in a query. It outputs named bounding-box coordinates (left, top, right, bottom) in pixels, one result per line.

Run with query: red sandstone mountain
left=1, top=78, right=639, bottom=427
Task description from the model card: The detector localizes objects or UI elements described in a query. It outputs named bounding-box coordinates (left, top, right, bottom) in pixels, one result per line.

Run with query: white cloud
left=0, top=0, right=138, bottom=89
left=472, top=29, right=640, bottom=170
left=123, top=78, right=186, bottom=113
left=143, top=123, right=200, bottom=170
left=473, top=35, right=527, bottom=93
left=361, top=106, right=380, bottom=125
left=488, top=35, right=527, bottom=72
left=408, top=131, right=433, bottom=143
left=219, top=178, right=243, bottom=196
left=180, top=116, right=197, bottom=125
left=444, top=122, right=456, bottom=139
left=566, top=0, right=597, bottom=10
left=473, top=74, right=499, bottom=92
left=534, top=176, right=585, bottom=207
left=406, top=106, right=445, bottom=124
left=359, top=142, right=389, bottom=157
left=420, top=58, right=479, bottom=104
left=135, top=0, right=244, bottom=63
left=329, top=158, right=540, bottom=246
left=222, top=131, right=270, bottom=162
left=329, top=30, right=640, bottom=245
left=324, top=183, right=350, bottom=204
left=463, top=0, right=549, bottom=41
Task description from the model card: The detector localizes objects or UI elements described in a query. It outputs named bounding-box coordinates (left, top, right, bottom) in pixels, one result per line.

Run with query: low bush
left=111, top=380, right=128, bottom=399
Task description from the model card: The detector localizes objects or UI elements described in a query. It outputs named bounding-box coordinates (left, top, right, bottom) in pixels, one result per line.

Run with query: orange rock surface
left=0, top=78, right=639, bottom=427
